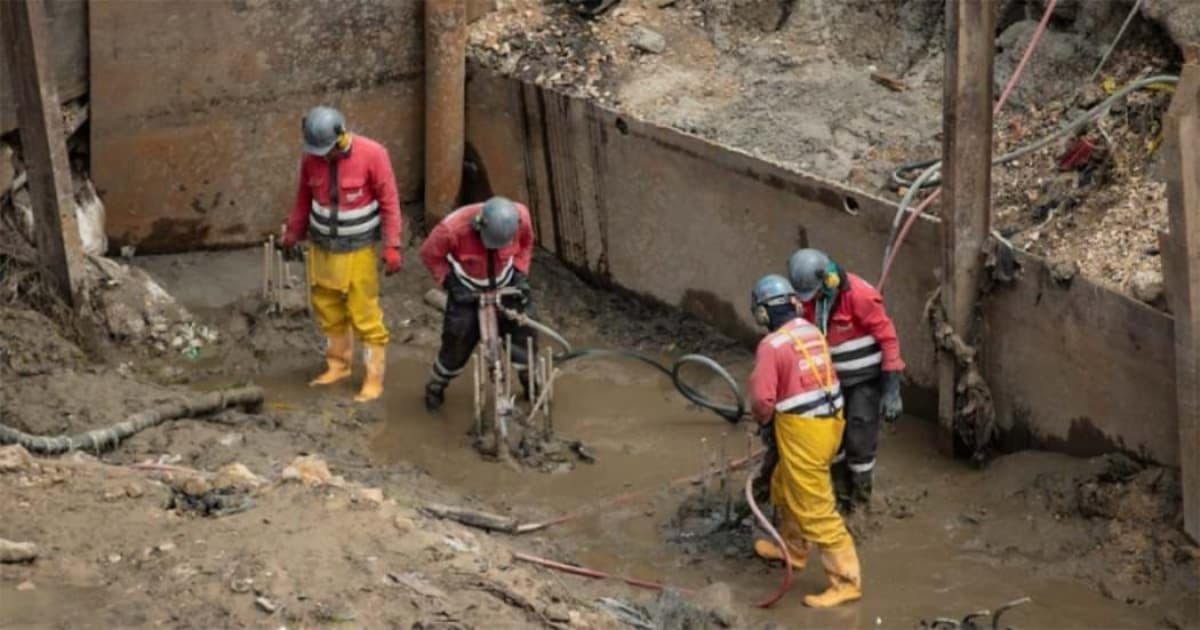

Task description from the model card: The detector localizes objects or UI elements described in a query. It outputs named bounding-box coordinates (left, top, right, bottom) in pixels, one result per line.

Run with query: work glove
left=881, top=370, right=903, bottom=423
left=510, top=271, right=533, bottom=308
left=382, top=246, right=403, bottom=276
left=276, top=233, right=303, bottom=262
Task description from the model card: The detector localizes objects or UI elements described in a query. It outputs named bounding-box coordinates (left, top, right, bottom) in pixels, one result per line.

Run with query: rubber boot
left=310, top=331, right=353, bottom=386
left=354, top=344, right=386, bottom=402
left=753, top=538, right=808, bottom=569
left=851, top=470, right=874, bottom=510
left=803, top=545, right=863, bottom=608
left=832, top=460, right=853, bottom=514
left=424, top=379, right=446, bottom=411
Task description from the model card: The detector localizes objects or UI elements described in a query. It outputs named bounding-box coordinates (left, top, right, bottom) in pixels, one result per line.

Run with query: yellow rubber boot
left=753, top=538, right=808, bottom=569
left=355, top=344, right=387, bottom=402
left=310, top=331, right=353, bottom=386
left=803, top=544, right=862, bottom=608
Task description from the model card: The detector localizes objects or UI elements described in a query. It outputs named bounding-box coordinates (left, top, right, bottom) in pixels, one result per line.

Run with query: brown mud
left=1, top=245, right=1197, bottom=629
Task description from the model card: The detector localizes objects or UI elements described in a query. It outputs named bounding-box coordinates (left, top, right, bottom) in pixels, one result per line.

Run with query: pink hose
left=744, top=472, right=793, bottom=608
left=513, top=552, right=691, bottom=593
left=878, top=0, right=1059, bottom=293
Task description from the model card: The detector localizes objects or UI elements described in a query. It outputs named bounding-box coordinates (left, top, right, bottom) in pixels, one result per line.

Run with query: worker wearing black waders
left=788, top=249, right=905, bottom=513
left=418, top=197, right=537, bottom=412
left=747, top=274, right=862, bottom=608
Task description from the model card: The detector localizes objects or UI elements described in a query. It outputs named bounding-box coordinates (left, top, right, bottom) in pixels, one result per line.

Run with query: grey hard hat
left=477, top=197, right=520, bottom=249
left=787, top=248, right=832, bottom=301
left=302, top=106, right=346, bottom=156
left=751, top=274, right=796, bottom=311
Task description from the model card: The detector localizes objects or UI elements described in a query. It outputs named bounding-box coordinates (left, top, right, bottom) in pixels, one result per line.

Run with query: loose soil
left=469, top=0, right=1189, bottom=303
left=1, top=242, right=1196, bottom=629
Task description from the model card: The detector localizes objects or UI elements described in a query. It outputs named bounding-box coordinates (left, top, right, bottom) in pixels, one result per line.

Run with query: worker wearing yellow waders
left=747, top=274, right=862, bottom=608
left=281, top=106, right=404, bottom=403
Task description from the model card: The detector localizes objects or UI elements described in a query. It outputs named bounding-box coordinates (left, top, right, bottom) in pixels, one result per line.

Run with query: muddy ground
left=470, top=0, right=1190, bottom=303
left=1, top=239, right=1197, bottom=628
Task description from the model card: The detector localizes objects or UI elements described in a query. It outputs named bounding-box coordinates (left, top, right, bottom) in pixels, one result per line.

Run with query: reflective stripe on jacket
left=419, top=202, right=534, bottom=290
left=749, top=317, right=844, bottom=425
left=286, top=135, right=402, bottom=252
left=801, top=272, right=904, bottom=386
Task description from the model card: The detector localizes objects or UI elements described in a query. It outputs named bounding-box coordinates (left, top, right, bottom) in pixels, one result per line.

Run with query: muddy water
left=258, top=352, right=1161, bottom=629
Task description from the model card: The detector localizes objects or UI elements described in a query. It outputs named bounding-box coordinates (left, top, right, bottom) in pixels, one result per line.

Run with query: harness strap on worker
left=783, top=325, right=839, bottom=415
left=328, top=158, right=341, bottom=238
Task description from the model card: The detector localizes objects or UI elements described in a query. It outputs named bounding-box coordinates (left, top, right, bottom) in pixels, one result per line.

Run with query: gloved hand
left=881, top=370, right=903, bottom=423
left=382, top=246, right=402, bottom=276
left=510, top=271, right=533, bottom=307
left=277, top=233, right=303, bottom=261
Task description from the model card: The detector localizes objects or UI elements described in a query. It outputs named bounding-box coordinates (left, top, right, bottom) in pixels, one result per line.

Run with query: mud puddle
left=249, top=353, right=1163, bottom=629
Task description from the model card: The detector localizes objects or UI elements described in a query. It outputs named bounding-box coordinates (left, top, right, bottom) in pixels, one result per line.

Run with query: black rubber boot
left=851, top=470, right=874, bottom=509
left=832, top=460, right=854, bottom=514
left=424, top=381, right=445, bottom=411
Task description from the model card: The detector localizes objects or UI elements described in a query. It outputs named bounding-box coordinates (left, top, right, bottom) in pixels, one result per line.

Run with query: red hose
left=513, top=552, right=691, bottom=593
left=744, top=472, right=793, bottom=608
left=878, top=0, right=1059, bottom=293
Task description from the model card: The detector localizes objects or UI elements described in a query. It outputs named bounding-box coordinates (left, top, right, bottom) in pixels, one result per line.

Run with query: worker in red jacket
left=280, top=106, right=403, bottom=403
left=747, top=274, right=862, bottom=608
left=788, top=248, right=905, bottom=512
left=419, top=197, right=536, bottom=413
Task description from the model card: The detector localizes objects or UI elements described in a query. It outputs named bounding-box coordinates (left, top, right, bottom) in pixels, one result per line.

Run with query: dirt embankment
left=470, top=0, right=1189, bottom=304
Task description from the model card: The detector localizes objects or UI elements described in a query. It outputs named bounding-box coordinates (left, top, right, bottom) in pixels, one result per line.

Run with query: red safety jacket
left=749, top=317, right=844, bottom=425
left=286, top=135, right=402, bottom=251
left=800, top=272, right=904, bottom=386
left=419, top=202, right=535, bottom=289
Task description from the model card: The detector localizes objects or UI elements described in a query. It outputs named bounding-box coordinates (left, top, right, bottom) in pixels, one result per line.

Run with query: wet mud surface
left=1, top=246, right=1196, bottom=628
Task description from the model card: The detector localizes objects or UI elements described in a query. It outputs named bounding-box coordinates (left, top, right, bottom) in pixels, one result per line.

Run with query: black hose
left=554, top=347, right=747, bottom=423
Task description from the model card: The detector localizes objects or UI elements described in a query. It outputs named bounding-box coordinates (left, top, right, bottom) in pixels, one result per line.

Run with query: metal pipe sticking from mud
left=527, top=336, right=536, bottom=407
left=472, top=348, right=482, bottom=437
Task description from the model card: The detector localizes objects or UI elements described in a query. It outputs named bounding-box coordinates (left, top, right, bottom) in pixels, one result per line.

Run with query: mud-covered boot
left=803, top=544, right=862, bottom=608
left=354, top=344, right=386, bottom=403
left=424, top=379, right=446, bottom=411
left=851, top=470, right=874, bottom=511
left=753, top=537, right=808, bottom=569
left=310, top=331, right=353, bottom=386
left=831, top=460, right=854, bottom=514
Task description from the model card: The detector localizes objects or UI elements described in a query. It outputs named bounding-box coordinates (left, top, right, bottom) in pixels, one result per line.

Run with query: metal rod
left=540, top=355, right=549, bottom=429
left=276, top=250, right=285, bottom=308
left=546, top=347, right=554, bottom=434
left=527, top=336, right=536, bottom=406
left=505, top=334, right=513, bottom=401
left=473, top=349, right=482, bottom=437
left=262, top=241, right=269, bottom=299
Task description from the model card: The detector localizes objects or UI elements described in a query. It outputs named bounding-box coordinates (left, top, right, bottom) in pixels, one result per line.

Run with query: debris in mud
left=421, top=503, right=520, bottom=534
left=212, top=462, right=266, bottom=492
left=920, top=596, right=1032, bottom=630
left=470, top=2, right=615, bottom=102
left=167, top=474, right=257, bottom=518
left=604, top=585, right=740, bottom=630
left=0, top=538, right=39, bottom=564
left=281, top=454, right=342, bottom=487
left=1047, top=255, right=1080, bottom=286
left=629, top=25, right=666, bottom=54
left=0, top=444, right=33, bottom=472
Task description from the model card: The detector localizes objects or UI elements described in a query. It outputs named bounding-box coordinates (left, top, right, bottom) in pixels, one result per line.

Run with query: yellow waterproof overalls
left=764, top=325, right=864, bottom=608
